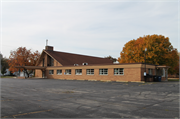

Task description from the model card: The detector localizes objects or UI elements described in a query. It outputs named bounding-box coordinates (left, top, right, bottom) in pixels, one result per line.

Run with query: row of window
left=49, top=68, right=124, bottom=75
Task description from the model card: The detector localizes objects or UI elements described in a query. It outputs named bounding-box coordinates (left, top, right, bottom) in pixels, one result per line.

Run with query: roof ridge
left=45, top=50, right=108, bottom=59
left=44, top=50, right=113, bottom=66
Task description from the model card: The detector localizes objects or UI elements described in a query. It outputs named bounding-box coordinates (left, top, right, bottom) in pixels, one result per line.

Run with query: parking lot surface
left=1, top=78, right=179, bottom=118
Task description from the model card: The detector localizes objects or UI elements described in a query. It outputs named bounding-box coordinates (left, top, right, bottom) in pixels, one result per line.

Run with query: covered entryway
left=155, top=66, right=169, bottom=81
left=15, top=66, right=46, bottom=78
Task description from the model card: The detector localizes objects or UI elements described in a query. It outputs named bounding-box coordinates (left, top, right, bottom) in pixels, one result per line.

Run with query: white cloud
left=1, top=1, right=179, bottom=59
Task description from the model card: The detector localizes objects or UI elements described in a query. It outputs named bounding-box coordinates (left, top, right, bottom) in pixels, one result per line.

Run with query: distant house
left=16, top=46, right=169, bottom=82
left=0, top=69, right=26, bottom=77
left=4, top=69, right=11, bottom=76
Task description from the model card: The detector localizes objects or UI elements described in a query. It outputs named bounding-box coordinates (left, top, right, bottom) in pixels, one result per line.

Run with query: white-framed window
left=86, top=69, right=94, bottom=75
left=57, top=70, right=62, bottom=75
left=114, top=68, right=124, bottom=75
left=82, top=62, right=88, bottom=65
left=99, top=69, right=108, bottom=75
left=65, top=69, right=71, bottom=75
left=75, top=69, right=82, bottom=75
left=148, top=69, right=153, bottom=75
left=74, top=64, right=79, bottom=66
left=49, top=70, right=54, bottom=75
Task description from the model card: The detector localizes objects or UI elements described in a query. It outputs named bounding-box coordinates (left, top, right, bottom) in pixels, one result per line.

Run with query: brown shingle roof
left=45, top=50, right=113, bottom=66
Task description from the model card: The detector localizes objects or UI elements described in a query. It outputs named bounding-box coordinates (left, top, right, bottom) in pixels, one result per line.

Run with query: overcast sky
left=0, top=0, right=179, bottom=59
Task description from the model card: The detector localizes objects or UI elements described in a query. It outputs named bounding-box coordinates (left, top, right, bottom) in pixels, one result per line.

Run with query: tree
left=1, top=67, right=7, bottom=75
left=173, top=52, right=180, bottom=75
left=118, top=34, right=179, bottom=74
left=105, top=55, right=117, bottom=62
left=8, top=47, right=40, bottom=75
left=1, top=54, right=9, bottom=75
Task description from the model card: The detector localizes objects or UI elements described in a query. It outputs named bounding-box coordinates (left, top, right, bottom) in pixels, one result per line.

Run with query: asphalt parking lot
left=1, top=78, right=179, bottom=118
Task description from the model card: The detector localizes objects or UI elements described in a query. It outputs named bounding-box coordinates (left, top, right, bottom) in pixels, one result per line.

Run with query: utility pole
left=144, top=48, right=147, bottom=82
left=46, top=39, right=48, bottom=46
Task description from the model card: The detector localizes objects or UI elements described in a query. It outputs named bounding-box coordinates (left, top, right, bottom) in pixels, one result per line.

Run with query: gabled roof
left=44, top=50, right=113, bottom=66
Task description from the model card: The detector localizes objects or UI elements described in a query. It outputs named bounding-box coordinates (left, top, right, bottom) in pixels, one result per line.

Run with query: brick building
left=17, top=46, right=169, bottom=82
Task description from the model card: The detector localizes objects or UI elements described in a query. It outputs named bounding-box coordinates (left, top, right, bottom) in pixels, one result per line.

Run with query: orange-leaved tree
left=8, top=47, right=40, bottom=73
left=172, top=52, right=180, bottom=75
left=118, top=34, right=179, bottom=74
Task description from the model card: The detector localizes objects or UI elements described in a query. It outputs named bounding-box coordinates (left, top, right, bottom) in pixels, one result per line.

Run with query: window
left=50, top=57, right=54, bottom=66
left=65, top=69, right=71, bottom=75
left=57, top=70, right=62, bottom=75
left=86, top=69, right=94, bottom=75
left=48, top=55, right=54, bottom=66
left=99, top=69, right=108, bottom=75
left=75, top=69, right=82, bottom=75
left=82, top=62, right=88, bottom=65
left=49, top=70, right=54, bottom=75
left=74, top=64, right=79, bottom=66
left=114, top=68, right=124, bottom=75
left=148, top=69, right=153, bottom=75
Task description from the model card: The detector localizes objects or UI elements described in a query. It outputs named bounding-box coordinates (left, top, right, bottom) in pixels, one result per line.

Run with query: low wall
left=17, top=76, right=26, bottom=79
left=168, top=74, right=179, bottom=78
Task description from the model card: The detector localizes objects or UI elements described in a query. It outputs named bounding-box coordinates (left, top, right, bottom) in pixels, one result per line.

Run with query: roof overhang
left=15, top=66, right=46, bottom=70
left=156, top=65, right=170, bottom=69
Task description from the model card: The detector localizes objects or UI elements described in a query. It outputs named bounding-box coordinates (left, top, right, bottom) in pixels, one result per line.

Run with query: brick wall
left=35, top=52, right=62, bottom=77
left=35, top=69, right=42, bottom=78
left=168, top=74, right=179, bottom=78
left=54, top=60, right=62, bottom=66
left=45, top=67, right=142, bottom=82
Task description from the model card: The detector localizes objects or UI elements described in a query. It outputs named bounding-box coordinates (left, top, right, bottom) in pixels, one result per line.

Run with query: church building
left=17, top=46, right=169, bottom=82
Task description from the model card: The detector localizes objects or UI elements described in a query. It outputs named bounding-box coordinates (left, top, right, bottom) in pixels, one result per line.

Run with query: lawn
left=0, top=76, right=16, bottom=78
left=168, top=78, right=179, bottom=82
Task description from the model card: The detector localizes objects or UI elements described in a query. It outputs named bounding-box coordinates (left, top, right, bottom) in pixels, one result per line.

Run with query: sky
left=0, top=0, right=179, bottom=59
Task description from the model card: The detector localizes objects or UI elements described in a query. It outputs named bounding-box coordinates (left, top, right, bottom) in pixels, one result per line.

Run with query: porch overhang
left=155, top=65, right=170, bottom=82
left=156, top=66, right=170, bottom=69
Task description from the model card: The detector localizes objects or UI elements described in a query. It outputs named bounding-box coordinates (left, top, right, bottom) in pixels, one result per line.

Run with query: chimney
left=45, top=46, right=54, bottom=51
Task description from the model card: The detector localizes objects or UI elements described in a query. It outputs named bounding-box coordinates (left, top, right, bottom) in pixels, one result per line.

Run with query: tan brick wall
left=35, top=69, right=42, bottom=78
left=45, top=67, right=142, bottom=82
left=36, top=52, right=62, bottom=66
left=39, top=60, right=43, bottom=66
left=35, top=51, right=62, bottom=78
left=44, top=64, right=159, bottom=82
left=35, top=64, right=168, bottom=82
left=54, top=60, right=62, bottom=66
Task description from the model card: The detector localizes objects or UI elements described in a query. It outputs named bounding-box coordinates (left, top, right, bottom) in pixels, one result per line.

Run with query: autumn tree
left=105, top=55, right=117, bottom=62
left=8, top=47, right=40, bottom=74
left=173, top=52, right=180, bottom=76
left=118, top=34, right=179, bottom=74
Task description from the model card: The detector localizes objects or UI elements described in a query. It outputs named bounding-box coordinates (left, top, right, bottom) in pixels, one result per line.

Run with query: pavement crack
left=76, top=105, right=83, bottom=109
left=1, top=109, right=52, bottom=118
left=165, top=98, right=179, bottom=102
